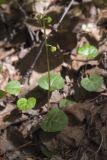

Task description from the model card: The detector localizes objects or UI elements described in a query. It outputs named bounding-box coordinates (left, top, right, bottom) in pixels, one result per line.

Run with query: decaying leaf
left=40, top=125, right=84, bottom=153
left=71, top=54, right=99, bottom=71
left=64, top=103, right=86, bottom=122
left=57, top=126, right=84, bottom=146
left=64, top=102, right=95, bottom=122
left=0, top=104, right=15, bottom=128
left=85, top=67, right=107, bottom=77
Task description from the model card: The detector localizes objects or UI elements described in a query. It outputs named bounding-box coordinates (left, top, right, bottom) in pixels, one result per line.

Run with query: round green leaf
left=5, top=80, right=21, bottom=95
left=38, top=73, right=64, bottom=91
left=27, top=97, right=36, bottom=109
left=17, top=97, right=36, bottom=111
left=40, top=108, right=68, bottom=132
left=17, top=98, right=27, bottom=111
left=78, top=44, right=98, bottom=59
left=81, top=74, right=104, bottom=92
left=59, top=99, right=77, bottom=108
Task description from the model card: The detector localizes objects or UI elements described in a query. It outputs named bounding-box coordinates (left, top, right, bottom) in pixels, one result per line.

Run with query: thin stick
left=96, top=129, right=103, bottom=154
left=55, top=0, right=74, bottom=30
left=43, top=20, right=51, bottom=109
left=23, top=40, right=45, bottom=83
left=14, top=0, right=28, bottom=19
left=13, top=141, right=32, bottom=152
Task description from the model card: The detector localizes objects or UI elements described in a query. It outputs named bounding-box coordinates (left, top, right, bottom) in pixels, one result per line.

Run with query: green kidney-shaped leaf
left=81, top=74, right=104, bottom=92
left=0, top=90, right=6, bottom=98
left=78, top=44, right=98, bottom=59
left=17, top=97, right=36, bottom=111
left=17, top=98, right=27, bottom=110
left=38, top=73, right=64, bottom=91
left=27, top=97, right=36, bottom=109
left=59, top=99, right=77, bottom=108
left=5, top=80, right=21, bottom=95
left=40, top=108, right=68, bottom=132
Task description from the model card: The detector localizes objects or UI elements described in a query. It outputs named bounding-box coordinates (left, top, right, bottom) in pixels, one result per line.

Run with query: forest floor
left=0, top=0, right=107, bottom=159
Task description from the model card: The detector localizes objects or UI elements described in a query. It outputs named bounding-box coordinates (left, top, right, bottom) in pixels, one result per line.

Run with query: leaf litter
left=0, top=0, right=107, bottom=160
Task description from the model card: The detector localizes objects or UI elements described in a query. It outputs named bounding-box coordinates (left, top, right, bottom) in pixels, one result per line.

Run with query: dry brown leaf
left=0, top=104, right=15, bottom=128
left=57, top=126, right=84, bottom=146
left=0, top=131, right=14, bottom=154
left=85, top=67, right=107, bottom=77
left=40, top=125, right=84, bottom=153
left=0, top=48, right=15, bottom=60
left=0, top=70, right=9, bottom=90
left=71, top=54, right=99, bottom=71
left=64, top=103, right=89, bottom=122
left=64, top=102, right=97, bottom=122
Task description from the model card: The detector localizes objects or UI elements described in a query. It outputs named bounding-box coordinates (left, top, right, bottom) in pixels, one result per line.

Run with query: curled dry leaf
left=85, top=67, right=107, bottom=77
left=64, top=103, right=86, bottom=122
left=71, top=54, right=99, bottom=71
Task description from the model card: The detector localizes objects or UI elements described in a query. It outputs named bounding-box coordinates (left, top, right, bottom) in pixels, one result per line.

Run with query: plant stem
left=43, top=21, right=51, bottom=109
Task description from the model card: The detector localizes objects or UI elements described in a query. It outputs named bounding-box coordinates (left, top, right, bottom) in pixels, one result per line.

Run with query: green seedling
left=17, top=97, right=36, bottom=111
left=36, top=14, right=66, bottom=132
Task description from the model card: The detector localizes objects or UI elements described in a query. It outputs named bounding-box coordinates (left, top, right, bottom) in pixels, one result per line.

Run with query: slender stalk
left=43, top=20, right=51, bottom=109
